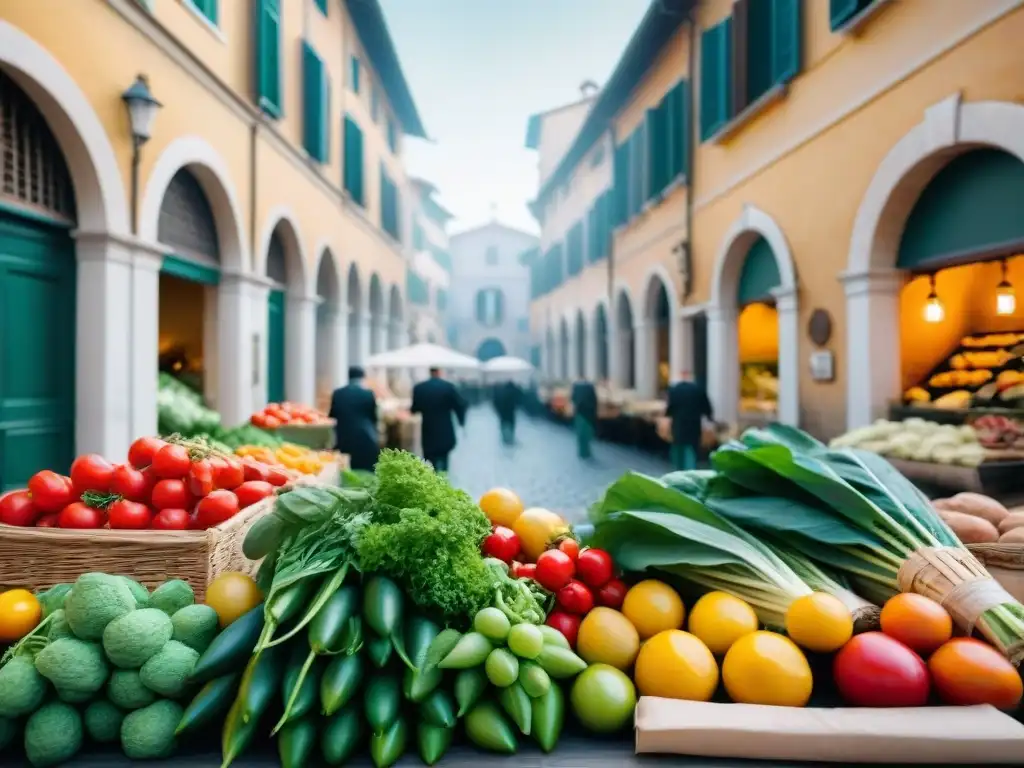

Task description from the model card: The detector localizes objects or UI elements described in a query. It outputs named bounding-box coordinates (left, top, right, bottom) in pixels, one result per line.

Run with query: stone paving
left=446, top=407, right=672, bottom=523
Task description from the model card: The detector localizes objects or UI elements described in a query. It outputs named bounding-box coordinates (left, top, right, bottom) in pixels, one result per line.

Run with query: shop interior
left=158, top=271, right=211, bottom=396
left=737, top=300, right=780, bottom=419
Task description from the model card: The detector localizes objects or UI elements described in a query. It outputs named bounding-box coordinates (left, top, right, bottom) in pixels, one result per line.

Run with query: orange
left=622, top=580, right=685, bottom=640
left=785, top=592, right=853, bottom=653
left=576, top=607, right=641, bottom=671
left=879, top=593, right=952, bottom=655
left=479, top=488, right=525, bottom=528
left=634, top=630, right=718, bottom=700
left=205, top=572, right=263, bottom=627
left=0, top=589, right=41, bottom=642
left=929, top=637, right=1022, bottom=709
left=512, top=507, right=568, bottom=562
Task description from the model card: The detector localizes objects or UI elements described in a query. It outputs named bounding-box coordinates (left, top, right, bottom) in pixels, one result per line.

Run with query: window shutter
left=700, top=19, right=733, bottom=141
left=496, top=291, right=505, bottom=326
left=320, top=65, right=331, bottom=163
left=343, top=116, right=364, bottom=206
left=746, top=0, right=774, bottom=104
left=314, top=0, right=327, bottom=14
left=771, top=0, right=802, bottom=84
left=197, top=0, right=218, bottom=24
left=645, top=106, right=661, bottom=201
left=830, top=0, right=862, bottom=30
left=476, top=291, right=486, bottom=323
left=354, top=127, right=364, bottom=204
left=255, top=0, right=281, bottom=117
left=350, top=56, right=360, bottom=94
left=604, top=189, right=615, bottom=256
left=628, top=126, right=645, bottom=219
left=613, top=142, right=630, bottom=225
left=731, top=0, right=750, bottom=116
left=302, top=44, right=328, bottom=163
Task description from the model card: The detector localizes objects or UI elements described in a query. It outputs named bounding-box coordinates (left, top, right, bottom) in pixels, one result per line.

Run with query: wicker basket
left=968, top=543, right=1024, bottom=605
left=0, top=495, right=276, bottom=602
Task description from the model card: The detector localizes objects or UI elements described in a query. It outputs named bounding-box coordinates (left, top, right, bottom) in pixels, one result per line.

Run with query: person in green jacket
left=570, top=378, right=598, bottom=460
left=665, top=371, right=713, bottom=471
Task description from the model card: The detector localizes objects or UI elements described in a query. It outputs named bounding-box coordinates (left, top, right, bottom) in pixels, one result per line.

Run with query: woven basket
left=968, top=543, right=1024, bottom=605
left=0, top=495, right=275, bottom=602
left=269, top=422, right=336, bottom=450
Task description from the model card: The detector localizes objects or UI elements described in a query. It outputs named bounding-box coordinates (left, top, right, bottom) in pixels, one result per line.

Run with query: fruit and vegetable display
left=932, top=492, right=1024, bottom=545
left=901, top=330, right=1024, bottom=407
left=235, top=443, right=342, bottom=476
left=157, top=373, right=221, bottom=437
left=251, top=403, right=332, bottom=429
left=830, top=417, right=986, bottom=466
left=972, top=414, right=1024, bottom=451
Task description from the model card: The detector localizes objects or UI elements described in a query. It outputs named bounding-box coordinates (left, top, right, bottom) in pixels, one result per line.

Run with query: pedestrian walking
left=412, top=367, right=468, bottom=472
left=328, top=366, right=380, bottom=472
left=665, top=370, right=714, bottom=471
left=492, top=379, right=522, bottom=445
left=570, top=377, right=598, bottom=460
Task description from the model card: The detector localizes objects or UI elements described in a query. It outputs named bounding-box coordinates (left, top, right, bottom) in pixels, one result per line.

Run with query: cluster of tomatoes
left=0, top=436, right=291, bottom=532
left=250, top=402, right=331, bottom=429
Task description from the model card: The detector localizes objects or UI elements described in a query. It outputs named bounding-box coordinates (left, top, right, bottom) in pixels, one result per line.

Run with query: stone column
left=128, top=244, right=163, bottom=441
left=286, top=292, right=318, bottom=407
left=348, top=306, right=365, bottom=367
left=217, top=273, right=256, bottom=427
left=773, top=286, right=801, bottom=427
left=634, top=321, right=655, bottom=398
left=706, top=304, right=739, bottom=427
left=608, top=325, right=622, bottom=389
left=842, top=269, right=904, bottom=430
left=676, top=310, right=696, bottom=382
left=248, top=280, right=270, bottom=408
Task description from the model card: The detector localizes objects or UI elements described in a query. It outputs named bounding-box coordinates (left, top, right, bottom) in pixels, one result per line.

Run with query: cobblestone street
left=446, top=407, right=672, bottom=522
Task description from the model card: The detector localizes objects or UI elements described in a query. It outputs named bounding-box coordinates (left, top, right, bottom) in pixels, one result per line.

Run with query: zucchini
left=241, top=512, right=290, bottom=560
left=364, top=675, right=401, bottom=735
left=220, top=696, right=260, bottom=768
left=176, top=673, right=239, bottom=736
left=189, top=604, right=264, bottom=684
left=320, top=706, right=362, bottom=766
left=321, top=653, right=364, bottom=716
left=277, top=716, right=317, bottom=768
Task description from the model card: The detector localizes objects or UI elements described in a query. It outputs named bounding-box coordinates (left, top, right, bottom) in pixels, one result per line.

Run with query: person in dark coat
left=665, top=371, right=714, bottom=471
left=570, top=377, right=598, bottom=460
left=328, top=366, right=380, bottom=472
left=411, top=368, right=468, bottom=472
left=492, top=380, right=523, bottom=445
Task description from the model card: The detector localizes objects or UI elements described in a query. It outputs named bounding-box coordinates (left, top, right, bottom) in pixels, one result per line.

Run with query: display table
left=886, top=457, right=1024, bottom=495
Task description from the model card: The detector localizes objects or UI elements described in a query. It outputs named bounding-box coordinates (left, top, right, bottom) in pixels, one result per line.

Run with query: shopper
left=665, top=371, right=714, bottom=471
left=570, top=377, right=598, bottom=460
left=328, top=366, right=380, bottom=472
left=412, top=367, right=468, bottom=472
left=493, top=379, right=523, bottom=445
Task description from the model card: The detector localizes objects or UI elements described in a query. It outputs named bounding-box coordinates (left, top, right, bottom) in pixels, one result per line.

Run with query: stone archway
left=388, top=284, right=405, bottom=351
left=544, top=326, right=555, bottom=381
left=368, top=274, right=385, bottom=355
left=314, top=249, right=344, bottom=403
left=708, top=204, right=799, bottom=427
left=593, top=301, right=610, bottom=384
left=477, top=338, right=507, bottom=362
left=574, top=310, right=587, bottom=379
left=844, top=96, right=1024, bottom=428
left=615, top=287, right=636, bottom=389
left=641, top=266, right=679, bottom=397
left=347, top=263, right=364, bottom=367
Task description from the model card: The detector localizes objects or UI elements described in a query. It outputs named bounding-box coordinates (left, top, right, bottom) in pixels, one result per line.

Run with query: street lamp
left=122, top=75, right=162, bottom=234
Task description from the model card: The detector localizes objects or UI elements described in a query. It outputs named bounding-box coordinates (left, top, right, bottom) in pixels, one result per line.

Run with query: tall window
left=475, top=288, right=505, bottom=328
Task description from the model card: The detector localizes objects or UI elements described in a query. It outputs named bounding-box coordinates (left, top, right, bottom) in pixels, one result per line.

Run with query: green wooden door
left=0, top=210, right=76, bottom=491
left=267, top=290, right=286, bottom=404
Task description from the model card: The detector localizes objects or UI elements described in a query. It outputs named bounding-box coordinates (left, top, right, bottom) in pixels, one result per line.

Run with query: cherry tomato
left=195, top=490, right=240, bottom=528
left=557, top=579, right=595, bottom=615
left=546, top=610, right=582, bottom=649
left=235, top=480, right=275, bottom=509
left=557, top=538, right=581, bottom=561
left=516, top=563, right=537, bottom=580
left=128, top=436, right=167, bottom=469
left=481, top=526, right=521, bottom=563
left=151, top=508, right=190, bottom=530
left=576, top=548, right=614, bottom=588
left=36, top=513, right=60, bottom=528
left=251, top=413, right=269, bottom=428
left=534, top=549, right=575, bottom=592
left=0, top=490, right=39, bottom=527
left=263, top=415, right=282, bottom=429
left=510, top=561, right=524, bottom=577
left=187, top=459, right=215, bottom=498
left=70, top=454, right=114, bottom=494
left=151, top=479, right=192, bottom=510
left=212, top=457, right=245, bottom=490
left=265, top=467, right=290, bottom=487
left=58, top=502, right=105, bottom=529
left=152, top=444, right=191, bottom=479
left=27, top=471, right=77, bottom=513
left=242, top=458, right=271, bottom=483
left=109, top=464, right=149, bottom=502
left=595, top=577, right=628, bottom=609
left=107, top=500, right=153, bottom=530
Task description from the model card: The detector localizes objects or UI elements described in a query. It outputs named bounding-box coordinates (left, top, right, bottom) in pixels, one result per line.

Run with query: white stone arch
left=592, top=297, right=611, bottom=384
left=368, top=273, right=386, bottom=355
left=346, top=261, right=365, bottom=367
left=844, top=95, right=1024, bottom=429
left=256, top=206, right=310, bottom=293
left=613, top=283, right=637, bottom=390
left=310, top=246, right=346, bottom=398
left=640, top=263, right=681, bottom=397
left=139, top=135, right=248, bottom=272
left=708, top=204, right=800, bottom=427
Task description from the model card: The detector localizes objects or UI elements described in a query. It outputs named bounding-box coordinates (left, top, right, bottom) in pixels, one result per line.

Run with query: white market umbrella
left=481, top=356, right=534, bottom=374
left=365, top=343, right=481, bottom=370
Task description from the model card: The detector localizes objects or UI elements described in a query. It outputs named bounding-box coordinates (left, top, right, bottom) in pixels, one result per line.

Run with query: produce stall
left=6, top=430, right=1024, bottom=766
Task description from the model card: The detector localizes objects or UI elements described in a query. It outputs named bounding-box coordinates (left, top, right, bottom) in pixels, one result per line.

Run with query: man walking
left=328, top=366, right=380, bottom=472
left=492, top=379, right=522, bottom=445
left=570, top=376, right=598, bottom=460
left=665, top=371, right=714, bottom=471
left=412, top=367, right=468, bottom=472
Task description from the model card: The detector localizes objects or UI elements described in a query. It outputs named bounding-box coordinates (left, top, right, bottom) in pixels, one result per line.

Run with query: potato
left=938, top=510, right=999, bottom=544
left=942, top=492, right=1009, bottom=527
left=931, top=498, right=954, bottom=511
left=998, top=512, right=1024, bottom=535
left=999, top=527, right=1024, bottom=545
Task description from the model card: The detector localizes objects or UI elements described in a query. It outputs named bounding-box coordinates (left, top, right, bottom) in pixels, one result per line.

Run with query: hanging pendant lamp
left=924, top=273, right=945, bottom=323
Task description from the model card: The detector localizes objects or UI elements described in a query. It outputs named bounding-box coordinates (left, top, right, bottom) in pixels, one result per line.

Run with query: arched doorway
left=643, top=274, right=672, bottom=396
left=848, top=97, right=1024, bottom=427
left=574, top=310, right=587, bottom=379
left=0, top=71, right=77, bottom=487
left=368, top=273, right=385, bottom=355
left=347, top=264, right=363, bottom=367
left=315, top=251, right=342, bottom=405
left=615, top=289, right=636, bottom=389
left=594, top=303, right=610, bottom=383
left=477, top=338, right=507, bottom=362
left=709, top=206, right=799, bottom=427
left=262, top=216, right=305, bottom=405
left=558, top=317, right=570, bottom=381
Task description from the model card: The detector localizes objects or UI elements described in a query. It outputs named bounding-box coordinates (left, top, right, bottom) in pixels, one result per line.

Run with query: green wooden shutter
left=613, top=142, right=630, bottom=225
left=746, top=0, right=774, bottom=105
left=628, top=126, right=645, bottom=219
left=255, top=0, right=281, bottom=117
left=771, top=0, right=802, bottom=84
left=350, top=56, right=360, bottom=94
left=194, top=0, right=218, bottom=24
left=700, top=19, right=732, bottom=141
left=830, top=0, right=864, bottom=30
left=266, top=290, right=286, bottom=403
left=343, top=115, right=365, bottom=206
left=645, top=106, right=661, bottom=202
left=302, top=43, right=328, bottom=163
left=677, top=80, right=691, bottom=180
left=315, top=0, right=328, bottom=15
left=603, top=189, right=615, bottom=256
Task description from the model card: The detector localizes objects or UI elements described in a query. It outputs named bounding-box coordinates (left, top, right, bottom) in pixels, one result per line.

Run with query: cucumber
left=309, top=585, right=359, bottom=653
left=220, top=696, right=260, bottom=768
left=189, top=604, right=264, bottom=683
left=364, top=675, right=401, bottom=735
left=362, top=575, right=404, bottom=638
left=276, top=647, right=320, bottom=727
left=241, top=512, right=290, bottom=560
left=237, top=645, right=285, bottom=724
left=366, top=632, right=393, bottom=669
left=175, top=673, right=239, bottom=736
left=419, top=688, right=456, bottom=729
left=370, top=716, right=407, bottom=768
left=403, top=663, right=442, bottom=703
left=321, top=706, right=362, bottom=766
left=321, top=653, right=364, bottom=716
left=277, top=716, right=317, bottom=768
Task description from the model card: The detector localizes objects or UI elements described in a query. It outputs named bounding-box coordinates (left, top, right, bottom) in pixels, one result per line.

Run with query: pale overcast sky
left=379, top=0, right=650, bottom=236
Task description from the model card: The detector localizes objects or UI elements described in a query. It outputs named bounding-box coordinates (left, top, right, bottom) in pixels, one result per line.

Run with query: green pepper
left=362, top=575, right=404, bottom=638
left=418, top=688, right=456, bottom=729
left=437, top=632, right=492, bottom=669
left=499, top=681, right=532, bottom=735
left=535, top=644, right=587, bottom=679
left=364, top=675, right=401, bottom=735
left=220, top=696, right=260, bottom=768
left=519, top=661, right=551, bottom=698
left=370, top=716, right=408, bottom=768
left=423, top=628, right=461, bottom=669
left=277, top=716, right=317, bottom=768
left=320, top=705, right=362, bottom=766
left=465, top=700, right=517, bottom=754
left=366, top=632, right=393, bottom=668
left=321, top=653, right=364, bottom=717
left=531, top=682, right=565, bottom=753
left=416, top=722, right=453, bottom=766
left=454, top=667, right=488, bottom=717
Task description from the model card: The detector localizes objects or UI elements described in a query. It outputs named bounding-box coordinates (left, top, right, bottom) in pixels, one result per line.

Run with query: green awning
left=161, top=254, right=220, bottom=285
left=737, top=236, right=781, bottom=306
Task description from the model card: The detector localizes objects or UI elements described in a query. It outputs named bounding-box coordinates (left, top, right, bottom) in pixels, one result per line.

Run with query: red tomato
left=151, top=479, right=192, bottom=510
left=263, top=415, right=282, bottom=429
left=575, top=548, right=614, bottom=588
left=36, top=513, right=60, bottom=528
left=265, top=467, right=290, bottom=487
left=833, top=632, right=930, bottom=708
left=187, top=459, right=214, bottom=498
left=70, top=454, right=115, bottom=494
left=151, top=508, right=190, bottom=530
left=929, top=638, right=1023, bottom=709
left=107, top=500, right=153, bottom=530
left=557, top=538, right=580, bottom=561
left=595, top=578, right=628, bottom=609
left=58, top=502, right=105, bottom=529
left=0, top=490, right=39, bottom=527
left=251, top=413, right=269, bottom=428
left=534, top=550, right=575, bottom=592
left=545, top=610, right=582, bottom=649
left=110, top=465, right=149, bottom=502
left=481, top=526, right=521, bottom=563
left=127, top=436, right=166, bottom=469
left=556, top=579, right=594, bottom=615
left=235, top=480, right=275, bottom=509
left=27, top=471, right=77, bottom=513
left=152, top=444, right=191, bottom=479
left=212, top=457, right=245, bottom=490
left=516, top=563, right=537, bottom=580
left=242, top=458, right=271, bottom=483
left=195, top=490, right=240, bottom=528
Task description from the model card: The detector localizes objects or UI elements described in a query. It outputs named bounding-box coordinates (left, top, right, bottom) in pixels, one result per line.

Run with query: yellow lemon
left=622, top=580, right=685, bottom=640
left=785, top=592, right=854, bottom=653
left=687, top=591, right=759, bottom=655
left=722, top=631, right=813, bottom=707
left=634, top=630, right=719, bottom=701
left=478, top=488, right=525, bottom=528
left=576, top=607, right=641, bottom=671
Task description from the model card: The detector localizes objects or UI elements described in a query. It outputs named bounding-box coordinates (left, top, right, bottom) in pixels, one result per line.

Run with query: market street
left=447, top=408, right=671, bottom=522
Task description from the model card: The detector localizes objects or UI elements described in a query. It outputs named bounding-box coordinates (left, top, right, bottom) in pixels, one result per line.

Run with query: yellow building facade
left=529, top=0, right=1024, bottom=439
left=0, top=0, right=426, bottom=487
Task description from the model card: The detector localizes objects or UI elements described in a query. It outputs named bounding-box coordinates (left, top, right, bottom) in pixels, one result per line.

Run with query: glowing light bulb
left=924, top=296, right=945, bottom=323
left=996, top=260, right=1015, bottom=316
